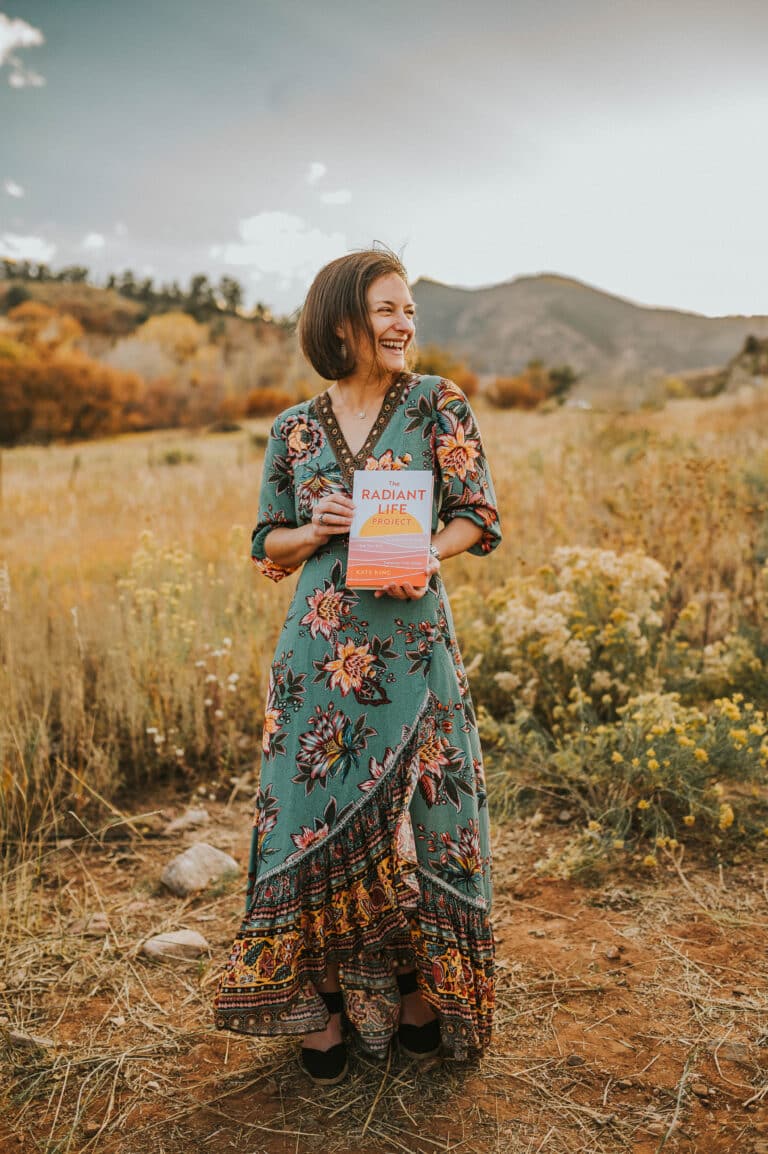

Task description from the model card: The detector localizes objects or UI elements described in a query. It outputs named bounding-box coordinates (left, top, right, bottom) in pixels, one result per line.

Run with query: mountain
left=411, top=274, right=768, bottom=393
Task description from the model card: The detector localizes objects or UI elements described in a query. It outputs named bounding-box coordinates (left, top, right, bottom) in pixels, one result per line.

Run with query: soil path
left=2, top=785, right=768, bottom=1154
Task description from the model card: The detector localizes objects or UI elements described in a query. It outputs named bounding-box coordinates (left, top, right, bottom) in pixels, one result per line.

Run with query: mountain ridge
left=410, top=273, right=768, bottom=391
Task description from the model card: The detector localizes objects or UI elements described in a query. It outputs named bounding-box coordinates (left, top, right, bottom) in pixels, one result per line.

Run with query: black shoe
left=300, top=989, right=349, bottom=1085
left=396, top=971, right=441, bottom=1058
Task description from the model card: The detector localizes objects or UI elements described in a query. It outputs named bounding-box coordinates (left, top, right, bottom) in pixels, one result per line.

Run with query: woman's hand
left=310, top=492, right=355, bottom=545
left=374, top=552, right=441, bottom=601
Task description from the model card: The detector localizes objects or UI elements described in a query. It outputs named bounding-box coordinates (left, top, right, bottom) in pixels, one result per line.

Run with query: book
left=346, top=469, right=434, bottom=590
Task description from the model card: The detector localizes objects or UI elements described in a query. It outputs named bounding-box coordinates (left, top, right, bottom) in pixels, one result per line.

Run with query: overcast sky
left=2, top=0, right=768, bottom=316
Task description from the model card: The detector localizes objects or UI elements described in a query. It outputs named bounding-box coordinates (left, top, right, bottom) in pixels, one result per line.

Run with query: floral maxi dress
left=213, top=373, right=502, bottom=1058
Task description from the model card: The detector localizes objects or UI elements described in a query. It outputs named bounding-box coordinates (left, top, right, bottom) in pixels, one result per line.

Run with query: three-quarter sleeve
left=433, top=378, right=502, bottom=556
left=251, top=416, right=300, bottom=582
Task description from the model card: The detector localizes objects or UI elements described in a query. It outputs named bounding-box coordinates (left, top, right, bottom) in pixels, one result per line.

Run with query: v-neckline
left=312, top=373, right=410, bottom=487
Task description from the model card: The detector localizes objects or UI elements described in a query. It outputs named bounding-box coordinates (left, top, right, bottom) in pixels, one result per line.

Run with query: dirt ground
left=2, top=780, right=768, bottom=1154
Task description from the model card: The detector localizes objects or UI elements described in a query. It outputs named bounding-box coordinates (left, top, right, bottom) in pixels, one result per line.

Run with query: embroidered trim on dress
left=311, top=373, right=412, bottom=487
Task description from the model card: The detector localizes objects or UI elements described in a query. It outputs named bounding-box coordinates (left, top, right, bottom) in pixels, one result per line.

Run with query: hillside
left=412, top=273, right=768, bottom=392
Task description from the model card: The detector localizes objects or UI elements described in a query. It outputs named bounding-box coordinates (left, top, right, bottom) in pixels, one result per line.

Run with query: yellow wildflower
left=648, top=758, right=660, bottom=771
left=683, top=814, right=696, bottom=826
left=611, top=751, right=624, bottom=764
left=587, top=820, right=601, bottom=832
left=718, top=803, right=735, bottom=831
left=637, top=799, right=651, bottom=810
left=643, top=854, right=658, bottom=868
left=693, top=748, right=708, bottom=763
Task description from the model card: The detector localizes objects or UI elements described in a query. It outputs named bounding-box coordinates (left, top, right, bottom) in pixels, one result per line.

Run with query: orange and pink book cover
left=346, top=469, right=434, bottom=589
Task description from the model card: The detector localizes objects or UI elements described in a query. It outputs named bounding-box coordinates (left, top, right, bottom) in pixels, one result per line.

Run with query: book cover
left=346, top=469, right=434, bottom=589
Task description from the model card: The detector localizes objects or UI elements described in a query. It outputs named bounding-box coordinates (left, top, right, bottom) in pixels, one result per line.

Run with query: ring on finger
left=318, top=512, right=326, bottom=525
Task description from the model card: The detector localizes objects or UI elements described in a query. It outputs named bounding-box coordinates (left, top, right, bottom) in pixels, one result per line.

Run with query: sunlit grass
left=2, top=392, right=768, bottom=855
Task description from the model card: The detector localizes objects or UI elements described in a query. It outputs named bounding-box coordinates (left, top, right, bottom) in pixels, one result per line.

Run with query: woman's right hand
left=310, top=492, right=355, bottom=545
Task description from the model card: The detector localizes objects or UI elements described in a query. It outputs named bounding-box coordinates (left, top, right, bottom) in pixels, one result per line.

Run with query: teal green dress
left=214, top=373, right=502, bottom=1059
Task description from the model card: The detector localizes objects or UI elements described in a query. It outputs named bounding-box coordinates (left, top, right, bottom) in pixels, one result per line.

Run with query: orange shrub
left=487, top=374, right=546, bottom=410
left=412, top=344, right=479, bottom=397
left=245, top=387, right=295, bottom=417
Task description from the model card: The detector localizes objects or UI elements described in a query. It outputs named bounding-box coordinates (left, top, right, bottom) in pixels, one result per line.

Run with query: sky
left=2, top=0, right=768, bottom=317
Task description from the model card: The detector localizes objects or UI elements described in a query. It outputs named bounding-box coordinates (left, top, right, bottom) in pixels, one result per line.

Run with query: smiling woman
left=213, top=245, right=502, bottom=1086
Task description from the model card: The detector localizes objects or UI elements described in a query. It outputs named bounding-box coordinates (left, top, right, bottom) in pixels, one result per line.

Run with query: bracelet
left=429, top=544, right=441, bottom=560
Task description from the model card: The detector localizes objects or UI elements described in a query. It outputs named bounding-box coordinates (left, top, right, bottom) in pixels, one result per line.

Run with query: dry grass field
left=3, top=391, right=768, bottom=1152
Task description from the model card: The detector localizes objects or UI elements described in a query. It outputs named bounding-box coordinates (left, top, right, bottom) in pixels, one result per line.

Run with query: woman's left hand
left=374, top=553, right=441, bottom=601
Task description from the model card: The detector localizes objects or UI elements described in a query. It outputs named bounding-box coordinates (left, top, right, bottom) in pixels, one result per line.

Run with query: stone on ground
left=141, top=929, right=210, bottom=960
left=160, top=842, right=239, bottom=897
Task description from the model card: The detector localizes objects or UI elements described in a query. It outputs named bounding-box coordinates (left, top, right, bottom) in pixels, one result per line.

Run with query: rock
left=707, top=1039, right=749, bottom=1063
left=3, top=1029, right=56, bottom=1052
left=70, top=912, right=110, bottom=936
left=732, top=984, right=751, bottom=997
left=604, top=945, right=621, bottom=961
left=160, top=842, right=239, bottom=897
left=141, top=929, right=210, bottom=961
left=691, top=1082, right=710, bottom=1098
left=108, top=1016, right=126, bottom=1028
left=565, top=1054, right=586, bottom=1067
left=124, top=900, right=151, bottom=913
left=163, top=807, right=210, bottom=836
left=557, top=809, right=575, bottom=824
left=82, top=1122, right=102, bottom=1138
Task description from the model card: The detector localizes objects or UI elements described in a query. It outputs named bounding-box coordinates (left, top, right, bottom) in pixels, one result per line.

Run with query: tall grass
left=2, top=392, right=768, bottom=857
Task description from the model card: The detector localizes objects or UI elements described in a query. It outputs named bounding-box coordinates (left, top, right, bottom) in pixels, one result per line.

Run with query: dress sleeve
left=433, top=378, right=502, bottom=556
left=250, top=415, right=300, bottom=582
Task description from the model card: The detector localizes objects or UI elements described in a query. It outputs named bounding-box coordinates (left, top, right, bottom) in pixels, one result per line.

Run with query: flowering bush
left=484, top=547, right=668, bottom=730
left=529, top=691, right=768, bottom=875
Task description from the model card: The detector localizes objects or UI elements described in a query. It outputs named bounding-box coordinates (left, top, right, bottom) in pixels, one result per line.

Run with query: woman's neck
left=331, top=372, right=397, bottom=414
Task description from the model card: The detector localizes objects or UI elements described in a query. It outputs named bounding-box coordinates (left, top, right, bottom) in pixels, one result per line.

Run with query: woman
left=214, top=247, right=502, bottom=1084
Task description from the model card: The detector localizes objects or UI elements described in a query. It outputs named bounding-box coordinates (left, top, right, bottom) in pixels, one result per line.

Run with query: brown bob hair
left=298, top=246, right=414, bottom=382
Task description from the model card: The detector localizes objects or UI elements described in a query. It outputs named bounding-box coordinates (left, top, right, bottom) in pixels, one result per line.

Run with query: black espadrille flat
left=396, top=971, right=442, bottom=1058
left=299, top=989, right=349, bottom=1085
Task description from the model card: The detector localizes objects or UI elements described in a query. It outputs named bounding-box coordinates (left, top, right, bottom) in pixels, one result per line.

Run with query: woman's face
left=346, top=272, right=416, bottom=379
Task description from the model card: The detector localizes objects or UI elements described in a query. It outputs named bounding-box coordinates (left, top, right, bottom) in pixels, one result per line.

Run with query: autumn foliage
left=0, top=303, right=145, bottom=443
left=487, top=361, right=577, bottom=409
left=412, top=344, right=479, bottom=397
left=0, top=300, right=292, bottom=444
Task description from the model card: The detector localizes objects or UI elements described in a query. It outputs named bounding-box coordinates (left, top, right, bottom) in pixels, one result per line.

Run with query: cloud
left=0, top=13, right=45, bottom=87
left=114, top=221, right=128, bottom=238
left=0, top=233, right=56, bottom=263
left=82, top=232, right=106, bottom=250
left=3, top=178, right=24, bottom=198
left=320, top=189, right=352, bottom=205
left=210, top=212, right=345, bottom=288
left=306, top=162, right=327, bottom=186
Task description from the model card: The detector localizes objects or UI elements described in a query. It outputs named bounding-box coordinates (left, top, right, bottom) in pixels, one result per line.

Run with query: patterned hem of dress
left=212, top=689, right=495, bottom=1060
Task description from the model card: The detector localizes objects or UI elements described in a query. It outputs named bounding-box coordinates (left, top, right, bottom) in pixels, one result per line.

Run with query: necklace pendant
left=357, top=411, right=366, bottom=419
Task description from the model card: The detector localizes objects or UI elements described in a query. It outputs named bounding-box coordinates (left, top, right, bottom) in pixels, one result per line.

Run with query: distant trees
left=1, top=259, right=257, bottom=323
left=487, top=360, right=578, bottom=409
